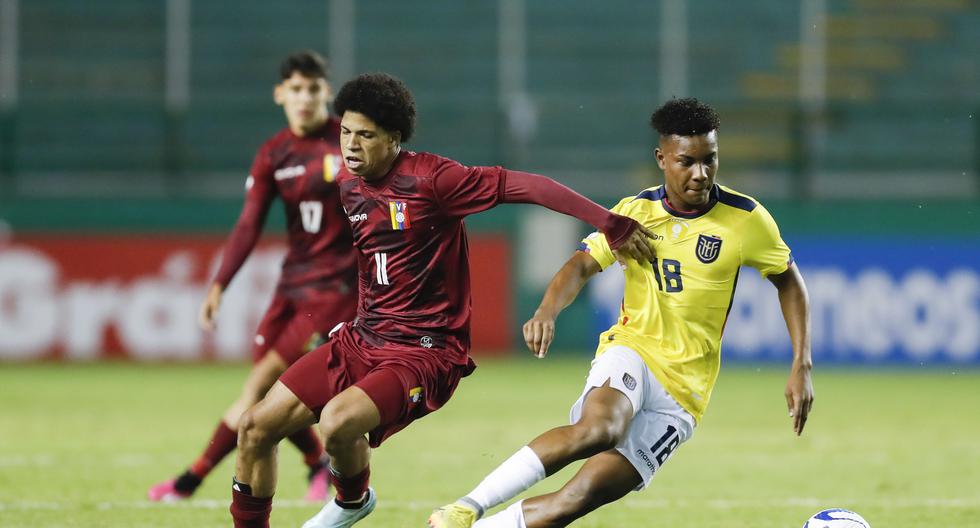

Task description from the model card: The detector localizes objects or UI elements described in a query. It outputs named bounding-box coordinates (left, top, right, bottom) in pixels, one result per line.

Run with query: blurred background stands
left=0, top=0, right=977, bottom=207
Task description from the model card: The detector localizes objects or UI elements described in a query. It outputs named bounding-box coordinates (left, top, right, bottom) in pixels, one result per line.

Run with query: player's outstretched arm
left=500, top=171, right=656, bottom=263
left=768, top=263, right=814, bottom=436
left=524, top=252, right=602, bottom=359
left=433, top=162, right=657, bottom=263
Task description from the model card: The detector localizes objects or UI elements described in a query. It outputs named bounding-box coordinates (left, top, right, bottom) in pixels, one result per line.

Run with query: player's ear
left=389, top=130, right=402, bottom=145
left=654, top=147, right=666, bottom=170
left=273, top=83, right=284, bottom=106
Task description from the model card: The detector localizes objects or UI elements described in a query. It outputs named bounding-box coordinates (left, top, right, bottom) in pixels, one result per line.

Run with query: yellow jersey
left=580, top=184, right=792, bottom=423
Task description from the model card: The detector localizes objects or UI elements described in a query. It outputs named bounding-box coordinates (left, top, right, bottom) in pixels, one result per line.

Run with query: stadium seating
left=1, top=0, right=976, bottom=201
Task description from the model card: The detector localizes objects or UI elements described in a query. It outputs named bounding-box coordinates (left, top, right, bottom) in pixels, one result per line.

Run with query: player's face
left=274, top=72, right=331, bottom=136
left=656, top=131, right=718, bottom=210
left=340, top=111, right=401, bottom=181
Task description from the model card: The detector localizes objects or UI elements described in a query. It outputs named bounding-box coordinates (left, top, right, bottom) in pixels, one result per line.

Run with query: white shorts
left=569, top=345, right=696, bottom=490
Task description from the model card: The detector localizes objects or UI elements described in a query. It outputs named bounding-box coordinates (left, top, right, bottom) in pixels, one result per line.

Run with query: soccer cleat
left=427, top=503, right=479, bottom=528
left=147, top=478, right=192, bottom=502
left=301, top=487, right=377, bottom=528
left=305, top=465, right=331, bottom=502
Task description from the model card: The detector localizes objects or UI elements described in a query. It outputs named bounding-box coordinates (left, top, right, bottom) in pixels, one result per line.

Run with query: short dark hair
left=279, top=50, right=328, bottom=80
left=333, top=73, right=416, bottom=142
left=650, top=97, right=720, bottom=136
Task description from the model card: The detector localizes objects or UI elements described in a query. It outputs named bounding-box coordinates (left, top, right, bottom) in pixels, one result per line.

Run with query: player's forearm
left=501, top=170, right=637, bottom=249
left=535, top=254, right=598, bottom=320
left=214, top=202, right=268, bottom=289
left=213, top=222, right=262, bottom=288
left=774, top=269, right=812, bottom=369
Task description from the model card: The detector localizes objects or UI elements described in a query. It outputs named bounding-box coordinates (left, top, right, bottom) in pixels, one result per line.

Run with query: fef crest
left=696, top=234, right=722, bottom=264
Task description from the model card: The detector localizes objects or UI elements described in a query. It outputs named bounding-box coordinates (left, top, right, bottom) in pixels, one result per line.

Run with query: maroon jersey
left=214, top=118, right=357, bottom=293
left=338, top=150, right=637, bottom=367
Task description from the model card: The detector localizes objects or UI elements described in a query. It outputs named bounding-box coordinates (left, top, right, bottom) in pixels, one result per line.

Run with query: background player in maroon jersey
left=227, top=73, right=656, bottom=528
left=148, top=51, right=357, bottom=503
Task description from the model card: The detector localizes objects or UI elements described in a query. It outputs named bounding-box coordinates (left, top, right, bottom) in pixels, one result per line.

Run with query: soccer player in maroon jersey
left=227, top=73, right=656, bottom=528
left=148, top=51, right=357, bottom=503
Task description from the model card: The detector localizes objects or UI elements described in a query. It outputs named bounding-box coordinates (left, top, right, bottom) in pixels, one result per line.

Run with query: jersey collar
left=360, top=150, right=406, bottom=190
left=660, top=184, right=719, bottom=219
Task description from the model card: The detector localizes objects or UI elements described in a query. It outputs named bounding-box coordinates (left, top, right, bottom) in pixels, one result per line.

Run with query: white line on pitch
left=1, top=497, right=978, bottom=513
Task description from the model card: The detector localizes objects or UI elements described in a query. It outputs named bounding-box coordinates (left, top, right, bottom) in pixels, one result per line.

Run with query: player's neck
left=288, top=118, right=328, bottom=137
left=663, top=192, right=708, bottom=214
left=361, top=148, right=402, bottom=184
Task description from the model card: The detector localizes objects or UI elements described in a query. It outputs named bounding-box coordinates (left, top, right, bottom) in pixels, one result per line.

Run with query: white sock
left=473, top=500, right=526, bottom=528
left=460, top=446, right=545, bottom=516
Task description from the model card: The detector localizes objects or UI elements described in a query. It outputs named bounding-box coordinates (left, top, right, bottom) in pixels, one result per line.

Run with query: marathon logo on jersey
left=323, top=154, right=342, bottom=183
left=696, top=234, right=723, bottom=264
left=409, top=386, right=424, bottom=403
left=389, top=201, right=412, bottom=230
left=274, top=165, right=306, bottom=181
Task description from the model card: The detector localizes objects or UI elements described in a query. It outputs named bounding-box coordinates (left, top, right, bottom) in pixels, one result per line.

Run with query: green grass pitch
left=1, top=359, right=978, bottom=527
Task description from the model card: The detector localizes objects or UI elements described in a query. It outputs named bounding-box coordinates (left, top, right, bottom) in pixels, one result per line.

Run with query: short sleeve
left=432, top=157, right=506, bottom=217
left=741, top=204, right=792, bottom=278
left=577, top=196, right=632, bottom=270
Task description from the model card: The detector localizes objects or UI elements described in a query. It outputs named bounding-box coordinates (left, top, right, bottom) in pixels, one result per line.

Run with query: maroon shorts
left=252, top=287, right=357, bottom=365
left=279, top=325, right=475, bottom=447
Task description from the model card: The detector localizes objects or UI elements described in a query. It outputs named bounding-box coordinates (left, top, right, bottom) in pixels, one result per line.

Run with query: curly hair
left=333, top=73, right=416, bottom=142
left=650, top=97, right=720, bottom=136
left=279, top=50, right=328, bottom=80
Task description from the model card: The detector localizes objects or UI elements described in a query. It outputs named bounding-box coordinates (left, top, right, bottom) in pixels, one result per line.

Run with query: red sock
left=331, top=465, right=370, bottom=504
left=286, top=427, right=324, bottom=468
left=190, top=422, right=238, bottom=478
left=230, top=487, right=272, bottom=528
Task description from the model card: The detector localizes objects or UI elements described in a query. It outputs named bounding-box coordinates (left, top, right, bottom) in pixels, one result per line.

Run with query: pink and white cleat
left=305, top=466, right=332, bottom=502
left=147, top=478, right=192, bottom=502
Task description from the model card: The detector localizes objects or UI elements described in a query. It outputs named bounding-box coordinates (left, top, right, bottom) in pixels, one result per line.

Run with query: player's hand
left=612, top=222, right=657, bottom=268
left=198, top=283, right=224, bottom=331
left=784, top=361, right=814, bottom=436
left=523, top=311, right=556, bottom=359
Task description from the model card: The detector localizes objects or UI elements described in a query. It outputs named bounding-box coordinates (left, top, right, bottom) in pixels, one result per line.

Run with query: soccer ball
left=803, top=509, right=870, bottom=528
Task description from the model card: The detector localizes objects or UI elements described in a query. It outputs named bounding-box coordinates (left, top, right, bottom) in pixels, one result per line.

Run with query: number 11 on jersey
left=375, top=252, right=390, bottom=285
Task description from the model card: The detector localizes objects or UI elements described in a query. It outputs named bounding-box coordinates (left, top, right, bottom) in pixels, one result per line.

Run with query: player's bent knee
left=237, top=409, right=274, bottom=452
left=570, top=422, right=624, bottom=453
left=318, top=413, right=361, bottom=451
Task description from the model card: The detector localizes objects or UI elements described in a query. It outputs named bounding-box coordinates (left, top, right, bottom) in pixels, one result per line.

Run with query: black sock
left=334, top=491, right=368, bottom=510
left=174, top=470, right=203, bottom=494
left=232, top=477, right=254, bottom=496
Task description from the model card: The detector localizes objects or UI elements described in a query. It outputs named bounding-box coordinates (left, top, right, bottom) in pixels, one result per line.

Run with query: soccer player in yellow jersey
left=429, top=98, right=814, bottom=528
